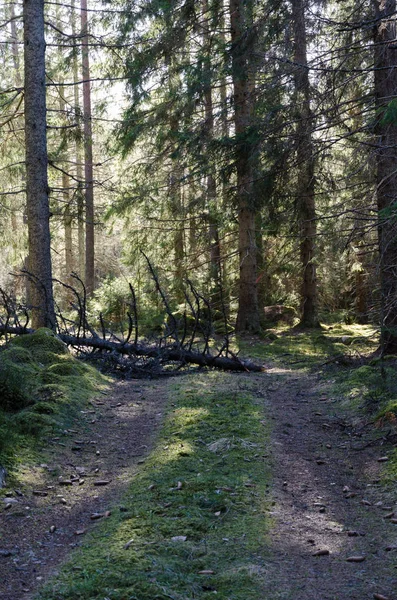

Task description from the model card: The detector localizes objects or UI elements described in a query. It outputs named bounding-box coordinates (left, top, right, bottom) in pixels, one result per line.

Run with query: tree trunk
left=230, top=0, right=260, bottom=333
left=292, top=0, right=320, bottom=328
left=23, top=0, right=56, bottom=329
left=81, top=0, right=95, bottom=295
left=203, top=0, right=222, bottom=310
left=373, top=0, right=397, bottom=353
left=11, top=3, right=31, bottom=304
left=72, top=0, right=85, bottom=281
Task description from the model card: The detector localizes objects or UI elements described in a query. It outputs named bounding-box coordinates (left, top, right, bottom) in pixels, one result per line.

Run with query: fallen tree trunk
left=0, top=325, right=264, bottom=373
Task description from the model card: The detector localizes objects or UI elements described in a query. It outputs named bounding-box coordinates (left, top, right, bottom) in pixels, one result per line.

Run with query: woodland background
left=1, top=0, right=397, bottom=349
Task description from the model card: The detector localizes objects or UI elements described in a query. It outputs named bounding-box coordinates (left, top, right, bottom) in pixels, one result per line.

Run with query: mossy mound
left=0, top=330, right=108, bottom=470
left=11, top=327, right=68, bottom=355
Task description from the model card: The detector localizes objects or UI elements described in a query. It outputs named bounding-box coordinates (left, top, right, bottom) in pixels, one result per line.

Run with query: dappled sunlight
left=258, top=365, right=397, bottom=599
left=34, top=371, right=271, bottom=600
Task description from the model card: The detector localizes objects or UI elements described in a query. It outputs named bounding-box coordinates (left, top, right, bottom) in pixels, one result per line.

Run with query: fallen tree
left=0, top=264, right=264, bottom=375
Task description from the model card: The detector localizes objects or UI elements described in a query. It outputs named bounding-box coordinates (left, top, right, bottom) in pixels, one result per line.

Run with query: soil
left=1, top=365, right=397, bottom=600
left=256, top=366, right=397, bottom=600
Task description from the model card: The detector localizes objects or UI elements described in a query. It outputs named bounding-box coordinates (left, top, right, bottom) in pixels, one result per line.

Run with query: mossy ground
left=0, top=328, right=108, bottom=477
left=36, top=372, right=270, bottom=600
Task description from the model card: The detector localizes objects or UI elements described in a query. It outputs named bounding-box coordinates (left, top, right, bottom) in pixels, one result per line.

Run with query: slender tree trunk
left=373, top=0, right=397, bottom=354
left=292, top=0, right=319, bottom=328
left=23, top=0, right=56, bottom=329
left=81, top=0, right=95, bottom=295
left=56, top=9, right=74, bottom=293
left=72, top=0, right=85, bottom=280
left=203, top=0, right=222, bottom=309
left=230, top=0, right=260, bottom=333
left=11, top=3, right=31, bottom=304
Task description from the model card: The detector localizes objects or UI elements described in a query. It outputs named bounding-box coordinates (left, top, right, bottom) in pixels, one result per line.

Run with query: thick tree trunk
left=292, top=0, right=319, bottom=328
left=81, top=0, right=95, bottom=295
left=373, top=0, right=397, bottom=354
left=230, top=0, right=260, bottom=333
left=23, top=0, right=56, bottom=329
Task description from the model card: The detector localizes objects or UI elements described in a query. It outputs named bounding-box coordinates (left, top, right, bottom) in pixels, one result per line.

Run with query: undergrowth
left=36, top=372, right=270, bottom=600
left=0, top=328, right=108, bottom=474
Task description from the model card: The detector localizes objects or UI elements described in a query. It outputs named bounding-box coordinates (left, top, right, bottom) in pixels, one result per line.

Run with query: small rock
left=0, top=549, right=12, bottom=557
left=373, top=594, right=390, bottom=600
left=49, top=525, right=56, bottom=533
left=75, top=529, right=86, bottom=535
left=33, top=490, right=48, bottom=497
left=124, top=539, right=134, bottom=549
left=383, top=512, right=394, bottom=519
left=361, top=499, right=372, bottom=506
left=377, top=456, right=389, bottom=462
left=312, top=549, right=330, bottom=556
left=59, top=480, right=73, bottom=486
left=390, top=518, right=397, bottom=524
left=171, top=536, right=187, bottom=542
left=346, top=555, right=366, bottom=562
left=93, top=480, right=111, bottom=486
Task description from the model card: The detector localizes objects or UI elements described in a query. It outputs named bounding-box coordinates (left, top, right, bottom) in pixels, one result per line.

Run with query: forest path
left=257, top=365, right=397, bottom=600
left=0, top=377, right=168, bottom=600
left=1, top=365, right=397, bottom=600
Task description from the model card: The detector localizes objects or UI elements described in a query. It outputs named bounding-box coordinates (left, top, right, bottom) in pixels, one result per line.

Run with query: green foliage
left=380, top=98, right=397, bottom=125
left=36, top=373, right=270, bottom=600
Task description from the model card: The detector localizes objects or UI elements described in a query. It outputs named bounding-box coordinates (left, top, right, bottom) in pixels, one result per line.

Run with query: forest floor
left=1, top=332, right=397, bottom=599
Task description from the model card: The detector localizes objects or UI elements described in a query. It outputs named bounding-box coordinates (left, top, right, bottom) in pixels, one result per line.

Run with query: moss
left=12, top=410, right=57, bottom=434
left=4, top=346, right=34, bottom=364
left=11, top=328, right=67, bottom=356
left=0, top=331, right=109, bottom=475
left=45, top=359, right=88, bottom=377
left=0, top=356, right=36, bottom=412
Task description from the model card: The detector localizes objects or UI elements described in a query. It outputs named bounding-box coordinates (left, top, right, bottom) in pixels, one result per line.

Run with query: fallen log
left=0, top=325, right=264, bottom=373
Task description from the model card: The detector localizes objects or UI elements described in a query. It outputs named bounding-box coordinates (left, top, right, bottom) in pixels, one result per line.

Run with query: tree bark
left=292, top=0, right=320, bottom=328
left=81, top=0, right=95, bottom=295
left=72, top=0, right=85, bottom=281
left=230, top=0, right=260, bottom=333
left=373, top=0, right=397, bottom=353
left=23, top=0, right=56, bottom=329
left=203, top=0, right=222, bottom=309
left=10, top=2, right=31, bottom=304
